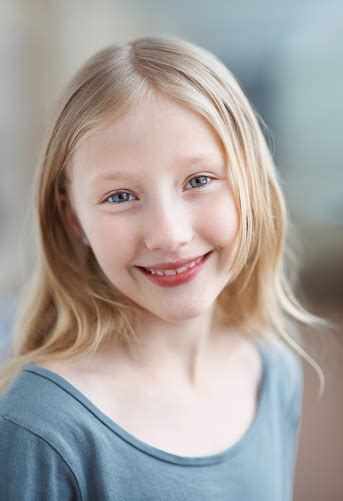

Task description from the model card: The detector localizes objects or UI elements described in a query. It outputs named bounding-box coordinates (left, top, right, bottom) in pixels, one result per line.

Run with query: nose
left=143, top=199, right=193, bottom=253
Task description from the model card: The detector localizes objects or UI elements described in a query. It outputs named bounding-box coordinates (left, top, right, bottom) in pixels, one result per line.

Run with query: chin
left=157, top=301, right=213, bottom=323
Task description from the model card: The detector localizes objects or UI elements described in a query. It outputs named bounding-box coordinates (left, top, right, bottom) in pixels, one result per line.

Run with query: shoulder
left=0, top=364, right=95, bottom=465
left=256, top=336, right=304, bottom=423
left=0, top=363, right=76, bottom=422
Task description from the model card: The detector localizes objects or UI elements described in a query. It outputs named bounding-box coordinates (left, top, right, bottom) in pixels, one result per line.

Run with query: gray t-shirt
left=0, top=336, right=303, bottom=500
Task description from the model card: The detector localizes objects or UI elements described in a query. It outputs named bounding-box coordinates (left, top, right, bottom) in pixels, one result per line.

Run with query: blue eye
left=186, top=176, right=211, bottom=189
left=104, top=175, right=214, bottom=205
left=106, top=192, right=137, bottom=204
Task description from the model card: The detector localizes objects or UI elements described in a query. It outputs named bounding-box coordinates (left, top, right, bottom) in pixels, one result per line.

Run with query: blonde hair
left=0, top=35, right=331, bottom=396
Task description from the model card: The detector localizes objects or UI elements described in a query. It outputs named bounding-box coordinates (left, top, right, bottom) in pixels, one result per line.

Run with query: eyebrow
left=88, top=153, right=225, bottom=187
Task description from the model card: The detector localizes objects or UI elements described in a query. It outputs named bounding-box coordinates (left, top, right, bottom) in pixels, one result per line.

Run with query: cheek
left=196, top=192, right=239, bottom=274
left=198, top=192, right=238, bottom=248
left=85, top=217, right=138, bottom=272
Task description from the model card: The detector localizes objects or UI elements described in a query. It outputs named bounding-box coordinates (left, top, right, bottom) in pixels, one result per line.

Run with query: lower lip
left=135, top=251, right=213, bottom=288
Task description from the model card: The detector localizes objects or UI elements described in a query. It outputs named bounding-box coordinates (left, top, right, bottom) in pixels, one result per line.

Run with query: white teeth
left=145, top=255, right=205, bottom=275
left=164, top=269, right=178, bottom=276
left=176, top=265, right=189, bottom=273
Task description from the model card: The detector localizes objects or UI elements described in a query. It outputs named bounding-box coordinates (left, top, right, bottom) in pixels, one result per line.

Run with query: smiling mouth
left=134, top=250, right=214, bottom=288
left=136, top=250, right=213, bottom=275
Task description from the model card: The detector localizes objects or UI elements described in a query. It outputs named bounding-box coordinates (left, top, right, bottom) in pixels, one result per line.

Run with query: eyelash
left=103, top=175, right=216, bottom=205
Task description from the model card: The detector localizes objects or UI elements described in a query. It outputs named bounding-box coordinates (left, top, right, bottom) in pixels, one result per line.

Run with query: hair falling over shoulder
left=0, top=35, right=332, bottom=397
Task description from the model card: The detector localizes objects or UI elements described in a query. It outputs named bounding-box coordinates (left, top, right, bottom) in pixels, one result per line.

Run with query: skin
left=65, top=91, right=244, bottom=392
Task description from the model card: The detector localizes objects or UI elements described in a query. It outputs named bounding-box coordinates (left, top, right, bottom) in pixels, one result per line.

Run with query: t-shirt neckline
left=22, top=337, right=269, bottom=466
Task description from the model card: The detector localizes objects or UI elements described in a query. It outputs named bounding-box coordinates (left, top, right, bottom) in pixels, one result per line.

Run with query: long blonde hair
left=0, top=35, right=330, bottom=396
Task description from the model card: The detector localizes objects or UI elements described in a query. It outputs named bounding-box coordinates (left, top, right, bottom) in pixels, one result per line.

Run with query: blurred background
left=0, top=0, right=342, bottom=499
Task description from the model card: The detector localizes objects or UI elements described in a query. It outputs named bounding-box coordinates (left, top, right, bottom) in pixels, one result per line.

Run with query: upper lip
left=138, top=251, right=212, bottom=270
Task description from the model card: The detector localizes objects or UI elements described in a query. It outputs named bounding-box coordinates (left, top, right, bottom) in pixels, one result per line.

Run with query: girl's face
left=68, top=92, right=239, bottom=322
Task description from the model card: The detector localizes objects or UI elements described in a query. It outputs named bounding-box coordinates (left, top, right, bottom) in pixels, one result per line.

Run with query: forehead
left=70, top=92, right=226, bottom=182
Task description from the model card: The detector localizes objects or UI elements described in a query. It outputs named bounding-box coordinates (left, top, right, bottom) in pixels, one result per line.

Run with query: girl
left=0, top=35, right=327, bottom=500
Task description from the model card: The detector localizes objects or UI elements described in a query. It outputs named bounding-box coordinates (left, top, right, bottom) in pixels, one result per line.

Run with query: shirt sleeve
left=0, top=415, right=81, bottom=501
